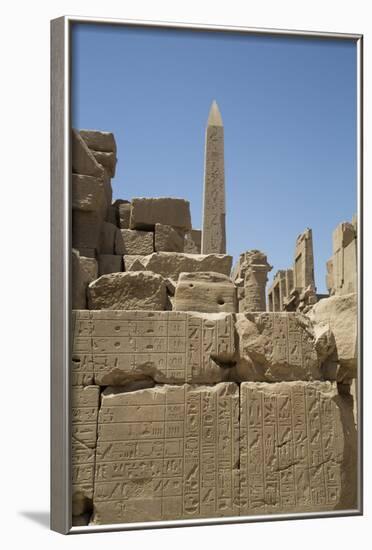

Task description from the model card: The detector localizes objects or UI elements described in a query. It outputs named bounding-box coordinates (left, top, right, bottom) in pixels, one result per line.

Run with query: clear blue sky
left=72, top=23, right=357, bottom=293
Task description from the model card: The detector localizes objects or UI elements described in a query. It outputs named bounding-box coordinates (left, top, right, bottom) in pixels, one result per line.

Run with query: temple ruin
left=71, top=103, right=358, bottom=526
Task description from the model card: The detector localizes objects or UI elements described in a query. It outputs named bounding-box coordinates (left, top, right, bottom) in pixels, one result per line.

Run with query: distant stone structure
left=293, top=228, right=316, bottom=291
left=267, top=269, right=294, bottom=312
left=268, top=228, right=317, bottom=313
left=71, top=120, right=358, bottom=526
left=326, top=217, right=357, bottom=295
left=233, top=250, right=272, bottom=312
left=201, top=101, right=226, bottom=254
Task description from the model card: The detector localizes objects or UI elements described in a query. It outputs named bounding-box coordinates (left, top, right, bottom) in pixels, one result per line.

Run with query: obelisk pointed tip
left=207, top=100, right=223, bottom=127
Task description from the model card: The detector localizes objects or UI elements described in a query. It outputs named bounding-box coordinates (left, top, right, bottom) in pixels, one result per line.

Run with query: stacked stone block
left=71, top=128, right=358, bottom=527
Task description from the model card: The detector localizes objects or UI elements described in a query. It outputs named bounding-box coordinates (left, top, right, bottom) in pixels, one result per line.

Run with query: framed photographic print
left=51, top=15, right=363, bottom=534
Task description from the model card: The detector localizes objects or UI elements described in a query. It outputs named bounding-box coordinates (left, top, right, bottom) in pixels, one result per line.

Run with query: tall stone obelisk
left=201, top=100, right=226, bottom=254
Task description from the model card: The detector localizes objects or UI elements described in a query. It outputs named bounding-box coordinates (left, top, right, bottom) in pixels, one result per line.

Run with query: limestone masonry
left=71, top=107, right=358, bottom=526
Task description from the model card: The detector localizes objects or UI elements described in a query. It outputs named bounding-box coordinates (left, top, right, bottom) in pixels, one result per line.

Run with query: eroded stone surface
left=119, top=229, right=154, bottom=255
left=72, top=174, right=107, bottom=213
left=87, top=272, right=168, bottom=311
left=240, top=381, right=357, bottom=515
left=126, top=252, right=232, bottom=281
left=308, top=293, right=357, bottom=380
left=72, top=385, right=100, bottom=516
left=91, top=383, right=239, bottom=524
left=154, top=223, right=185, bottom=252
left=130, top=198, right=192, bottom=231
left=72, top=129, right=105, bottom=178
left=174, top=272, right=237, bottom=313
left=79, top=129, right=117, bottom=154
left=184, top=229, right=202, bottom=254
left=234, top=312, right=322, bottom=381
left=92, top=151, right=116, bottom=178
left=72, top=250, right=97, bottom=309
left=123, top=255, right=146, bottom=271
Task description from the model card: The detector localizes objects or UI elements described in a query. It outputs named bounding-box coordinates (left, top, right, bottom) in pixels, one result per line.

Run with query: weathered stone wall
left=327, top=218, right=357, bottom=296
left=267, top=228, right=318, bottom=313
left=267, top=269, right=294, bottom=312
left=71, top=127, right=358, bottom=527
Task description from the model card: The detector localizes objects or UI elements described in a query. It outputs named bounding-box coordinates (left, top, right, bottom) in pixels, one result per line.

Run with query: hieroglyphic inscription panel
left=240, top=381, right=347, bottom=515
left=246, top=312, right=321, bottom=380
left=72, top=310, right=94, bottom=386
left=72, top=385, right=100, bottom=516
left=91, top=383, right=239, bottom=524
left=71, top=310, right=235, bottom=385
left=202, top=118, right=226, bottom=254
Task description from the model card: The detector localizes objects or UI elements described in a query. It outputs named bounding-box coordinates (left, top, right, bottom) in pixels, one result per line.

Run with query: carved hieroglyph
left=240, top=381, right=357, bottom=515
left=71, top=385, right=100, bottom=516
left=72, top=310, right=236, bottom=385
left=234, top=312, right=322, bottom=382
left=91, top=383, right=240, bottom=524
left=202, top=101, right=226, bottom=255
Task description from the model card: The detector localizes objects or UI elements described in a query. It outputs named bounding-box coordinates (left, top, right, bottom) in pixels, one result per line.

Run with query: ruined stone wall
left=267, top=269, right=294, bottom=312
left=267, top=228, right=317, bottom=313
left=327, top=218, right=357, bottom=296
left=71, top=128, right=358, bottom=527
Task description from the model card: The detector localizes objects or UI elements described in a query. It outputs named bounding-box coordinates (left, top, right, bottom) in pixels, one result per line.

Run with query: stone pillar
left=201, top=100, right=226, bottom=254
left=294, top=228, right=315, bottom=292
left=233, top=250, right=271, bottom=312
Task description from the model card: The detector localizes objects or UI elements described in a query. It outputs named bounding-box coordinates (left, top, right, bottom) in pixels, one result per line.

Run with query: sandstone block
left=234, top=312, right=322, bottom=381
left=98, top=222, right=117, bottom=254
left=72, top=211, right=102, bottom=253
left=240, top=381, right=357, bottom=515
left=71, top=310, right=94, bottom=386
left=105, top=205, right=117, bottom=225
left=308, top=293, right=357, bottom=380
left=174, top=272, right=237, bottom=313
left=72, top=174, right=106, bottom=213
left=123, top=254, right=146, bottom=271
left=79, top=129, right=117, bottom=154
left=92, top=150, right=116, bottom=178
left=72, top=129, right=105, bottom=178
left=184, top=229, right=202, bottom=253
left=87, top=271, right=168, bottom=311
left=119, top=229, right=154, bottom=255
left=130, top=197, right=192, bottom=230
left=72, top=384, right=100, bottom=516
left=80, top=256, right=98, bottom=281
left=126, top=252, right=232, bottom=281
left=154, top=223, right=185, bottom=252
left=118, top=202, right=131, bottom=229
left=75, top=310, right=236, bottom=385
left=91, top=383, right=239, bottom=524
left=98, top=254, right=123, bottom=276
left=72, top=249, right=97, bottom=309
